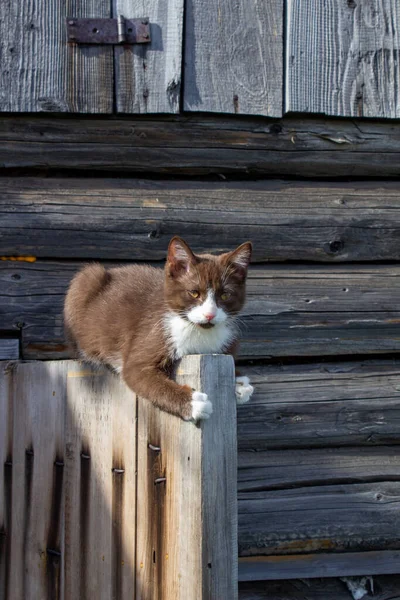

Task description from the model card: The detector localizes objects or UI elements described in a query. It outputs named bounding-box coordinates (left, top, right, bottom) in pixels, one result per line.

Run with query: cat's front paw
left=235, top=376, right=254, bottom=405
left=191, top=391, right=213, bottom=421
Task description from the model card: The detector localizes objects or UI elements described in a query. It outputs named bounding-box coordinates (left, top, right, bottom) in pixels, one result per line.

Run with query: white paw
left=235, top=376, right=254, bottom=405
left=191, top=391, right=213, bottom=421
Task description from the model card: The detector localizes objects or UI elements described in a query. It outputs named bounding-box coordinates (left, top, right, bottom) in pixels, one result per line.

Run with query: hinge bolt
left=143, top=33, right=149, bottom=39
left=68, top=20, right=75, bottom=25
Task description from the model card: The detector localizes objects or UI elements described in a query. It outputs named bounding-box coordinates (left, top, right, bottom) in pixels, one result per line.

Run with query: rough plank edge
left=0, top=340, right=19, bottom=360
left=238, top=550, right=400, bottom=581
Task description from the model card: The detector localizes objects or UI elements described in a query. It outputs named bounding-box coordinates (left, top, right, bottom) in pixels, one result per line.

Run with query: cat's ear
left=167, top=237, right=198, bottom=277
left=225, top=242, right=252, bottom=280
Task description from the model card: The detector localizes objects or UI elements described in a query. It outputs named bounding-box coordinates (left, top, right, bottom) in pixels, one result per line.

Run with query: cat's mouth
left=198, top=322, right=215, bottom=329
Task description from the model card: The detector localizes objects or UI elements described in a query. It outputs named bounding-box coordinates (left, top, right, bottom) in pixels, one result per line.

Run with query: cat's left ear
left=167, top=236, right=198, bottom=277
left=225, top=242, right=252, bottom=280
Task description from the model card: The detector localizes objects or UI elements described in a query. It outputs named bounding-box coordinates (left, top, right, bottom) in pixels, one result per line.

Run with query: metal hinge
left=66, top=16, right=151, bottom=45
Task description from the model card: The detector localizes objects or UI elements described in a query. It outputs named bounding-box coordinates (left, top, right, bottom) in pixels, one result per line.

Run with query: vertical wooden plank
left=64, top=364, right=136, bottom=600
left=136, top=354, right=237, bottom=600
left=184, top=0, right=283, bottom=116
left=0, top=0, right=113, bottom=113
left=0, top=363, right=14, bottom=600
left=8, top=361, right=66, bottom=600
left=286, top=0, right=400, bottom=118
left=114, top=0, right=184, bottom=113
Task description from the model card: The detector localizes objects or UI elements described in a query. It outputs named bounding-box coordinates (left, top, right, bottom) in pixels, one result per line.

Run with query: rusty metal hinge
left=66, top=16, right=150, bottom=45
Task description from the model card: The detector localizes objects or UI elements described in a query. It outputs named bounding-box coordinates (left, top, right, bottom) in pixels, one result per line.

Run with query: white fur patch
left=191, top=391, right=213, bottom=421
left=187, top=290, right=227, bottom=326
left=164, top=312, right=234, bottom=359
left=235, top=376, right=254, bottom=405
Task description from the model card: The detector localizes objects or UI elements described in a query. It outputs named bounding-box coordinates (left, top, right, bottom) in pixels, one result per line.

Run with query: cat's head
left=164, top=236, right=252, bottom=328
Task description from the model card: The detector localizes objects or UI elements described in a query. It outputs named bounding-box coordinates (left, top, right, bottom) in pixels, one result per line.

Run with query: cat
left=64, top=236, right=254, bottom=421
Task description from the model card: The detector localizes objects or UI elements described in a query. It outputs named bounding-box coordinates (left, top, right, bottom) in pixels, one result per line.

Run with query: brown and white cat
left=64, top=236, right=254, bottom=421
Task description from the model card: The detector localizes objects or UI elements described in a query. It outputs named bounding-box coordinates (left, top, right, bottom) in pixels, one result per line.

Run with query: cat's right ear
left=167, top=237, right=197, bottom=277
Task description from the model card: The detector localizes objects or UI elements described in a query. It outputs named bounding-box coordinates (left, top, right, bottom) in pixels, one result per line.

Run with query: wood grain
left=0, top=363, right=13, bottom=599
left=7, top=361, right=66, bottom=600
left=239, top=550, right=400, bottom=580
left=0, top=341, right=19, bottom=360
left=136, top=354, right=237, bottom=600
left=2, top=261, right=400, bottom=359
left=3, top=114, right=400, bottom=176
left=238, top=481, right=400, bottom=556
left=64, top=364, right=136, bottom=600
left=184, top=0, right=283, bottom=116
left=286, top=0, right=400, bottom=118
left=114, top=0, right=184, bottom=113
left=238, top=360, right=400, bottom=450
left=239, top=576, right=400, bottom=600
left=4, top=178, right=400, bottom=262
left=0, top=1, right=113, bottom=113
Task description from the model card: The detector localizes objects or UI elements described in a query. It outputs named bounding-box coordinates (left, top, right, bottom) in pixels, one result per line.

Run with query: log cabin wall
left=1, top=1, right=400, bottom=599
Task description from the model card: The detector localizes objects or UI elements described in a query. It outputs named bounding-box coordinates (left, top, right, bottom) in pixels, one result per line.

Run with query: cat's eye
left=189, top=290, right=200, bottom=298
left=221, top=292, right=231, bottom=301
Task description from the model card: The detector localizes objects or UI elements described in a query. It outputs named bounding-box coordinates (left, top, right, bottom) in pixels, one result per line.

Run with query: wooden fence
left=0, top=355, right=237, bottom=600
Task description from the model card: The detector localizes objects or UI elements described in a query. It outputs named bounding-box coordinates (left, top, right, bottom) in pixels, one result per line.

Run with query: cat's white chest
left=164, top=314, right=233, bottom=359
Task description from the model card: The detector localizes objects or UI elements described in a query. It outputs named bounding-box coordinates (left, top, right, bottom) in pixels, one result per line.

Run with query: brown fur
left=64, top=237, right=252, bottom=420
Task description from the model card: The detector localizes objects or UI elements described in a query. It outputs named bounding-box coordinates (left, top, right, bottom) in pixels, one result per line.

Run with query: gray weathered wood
left=114, top=0, right=184, bottom=113
left=238, top=482, right=400, bottom=556
left=2, top=115, right=400, bottom=176
left=5, top=178, right=400, bottom=262
left=0, top=363, right=13, bottom=598
left=3, top=261, right=400, bottom=359
left=238, top=550, right=400, bottom=581
left=0, top=1, right=113, bottom=113
left=136, top=354, right=237, bottom=600
left=239, top=576, right=400, bottom=600
left=238, top=447, right=400, bottom=492
left=7, top=362, right=66, bottom=600
left=184, top=0, right=283, bottom=116
left=286, top=0, right=400, bottom=118
left=0, top=340, right=19, bottom=360
left=238, top=360, right=400, bottom=450
left=64, top=364, right=136, bottom=600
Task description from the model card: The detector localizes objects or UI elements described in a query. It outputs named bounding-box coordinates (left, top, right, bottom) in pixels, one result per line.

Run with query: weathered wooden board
left=7, top=362, right=66, bottom=600
left=5, top=178, right=400, bottom=262
left=238, top=360, right=400, bottom=450
left=0, top=1, right=113, bottom=113
left=239, top=576, right=400, bottom=600
left=238, top=447, right=400, bottom=492
left=64, top=364, right=136, bottom=600
left=3, top=262, right=400, bottom=359
left=286, top=0, right=400, bottom=118
left=3, top=115, right=400, bottom=176
left=0, top=363, right=13, bottom=598
left=239, top=550, right=400, bottom=581
left=0, top=340, right=19, bottom=360
left=184, top=0, right=283, bottom=116
left=238, top=481, right=400, bottom=556
left=114, top=1, right=184, bottom=113
left=136, top=355, right=237, bottom=600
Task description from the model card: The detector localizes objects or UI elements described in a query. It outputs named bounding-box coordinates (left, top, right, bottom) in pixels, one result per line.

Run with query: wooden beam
left=0, top=340, right=19, bottom=360
left=238, top=550, right=400, bottom=581
left=2, top=261, right=400, bottom=359
left=2, top=114, right=400, bottom=176
left=4, top=178, right=400, bottom=263
left=136, top=354, right=238, bottom=600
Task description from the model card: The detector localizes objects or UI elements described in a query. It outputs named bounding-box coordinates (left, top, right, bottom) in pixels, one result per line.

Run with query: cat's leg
left=224, top=340, right=254, bottom=405
left=122, top=363, right=212, bottom=421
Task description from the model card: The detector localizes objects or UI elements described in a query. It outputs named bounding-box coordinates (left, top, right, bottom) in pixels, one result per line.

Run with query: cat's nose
left=204, top=313, right=216, bottom=321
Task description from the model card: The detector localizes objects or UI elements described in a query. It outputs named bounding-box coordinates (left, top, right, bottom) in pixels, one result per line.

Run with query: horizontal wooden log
left=239, top=576, right=400, bottom=600
left=238, top=360, right=400, bottom=449
left=239, top=550, right=400, bottom=580
left=2, top=115, right=400, bottom=176
left=2, top=262, right=400, bottom=359
left=4, top=178, right=400, bottom=262
left=238, top=482, right=400, bottom=556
